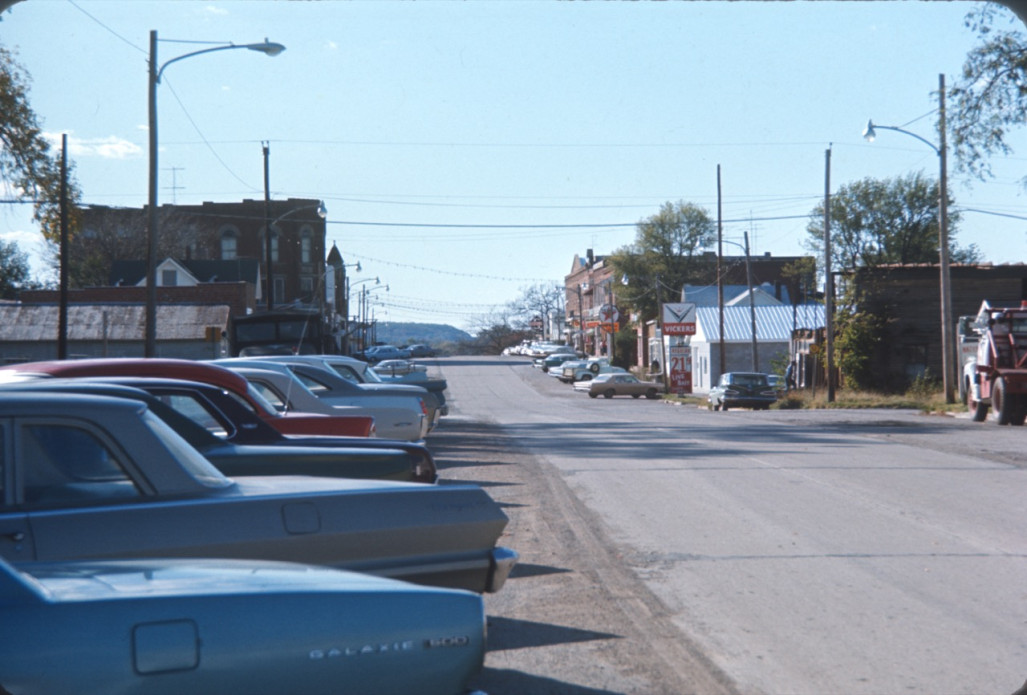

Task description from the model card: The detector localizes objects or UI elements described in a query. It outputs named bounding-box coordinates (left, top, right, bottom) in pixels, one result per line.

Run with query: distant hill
left=373, top=322, right=473, bottom=347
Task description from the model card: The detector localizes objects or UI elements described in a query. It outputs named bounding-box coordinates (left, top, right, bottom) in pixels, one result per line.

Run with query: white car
left=265, top=354, right=448, bottom=417
left=559, top=358, right=620, bottom=383
left=216, top=361, right=430, bottom=442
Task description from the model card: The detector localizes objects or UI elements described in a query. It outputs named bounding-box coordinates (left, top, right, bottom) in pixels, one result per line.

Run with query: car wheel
left=993, top=377, right=1013, bottom=425
left=588, top=392, right=598, bottom=399
left=969, top=390, right=988, bottom=422
left=722, top=403, right=729, bottom=411
left=580, top=374, right=593, bottom=381
left=631, top=393, right=641, bottom=398
left=603, top=389, right=615, bottom=399
left=645, top=389, right=658, bottom=399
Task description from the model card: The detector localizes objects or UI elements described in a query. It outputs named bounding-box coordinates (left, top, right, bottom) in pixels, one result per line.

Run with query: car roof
left=0, top=358, right=251, bottom=394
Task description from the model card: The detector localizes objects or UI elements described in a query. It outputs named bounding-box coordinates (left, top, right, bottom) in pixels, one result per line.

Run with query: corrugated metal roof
left=694, top=304, right=825, bottom=342
left=0, top=304, right=230, bottom=341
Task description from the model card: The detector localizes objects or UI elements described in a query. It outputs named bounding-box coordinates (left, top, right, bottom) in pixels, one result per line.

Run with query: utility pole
left=58, top=134, right=68, bottom=360
left=717, top=165, right=725, bottom=380
left=824, top=146, right=835, bottom=403
left=744, top=231, right=758, bottom=372
left=263, top=142, right=273, bottom=310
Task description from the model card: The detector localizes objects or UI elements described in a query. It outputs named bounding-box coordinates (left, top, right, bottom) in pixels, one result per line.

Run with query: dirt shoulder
left=430, top=416, right=740, bottom=695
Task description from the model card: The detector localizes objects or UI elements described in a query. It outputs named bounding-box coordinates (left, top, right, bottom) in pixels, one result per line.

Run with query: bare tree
left=508, top=282, right=564, bottom=341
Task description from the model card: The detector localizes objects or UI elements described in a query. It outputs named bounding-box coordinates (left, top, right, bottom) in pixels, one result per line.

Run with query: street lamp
left=363, top=284, right=390, bottom=347
left=347, top=276, right=381, bottom=353
left=863, top=73, right=954, bottom=403
left=146, top=31, right=285, bottom=356
left=264, top=201, right=327, bottom=310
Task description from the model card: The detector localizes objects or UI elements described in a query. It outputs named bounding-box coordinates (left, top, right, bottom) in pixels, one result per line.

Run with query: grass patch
left=772, top=388, right=965, bottom=413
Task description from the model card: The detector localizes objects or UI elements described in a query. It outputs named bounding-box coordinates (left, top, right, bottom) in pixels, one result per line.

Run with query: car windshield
left=728, top=374, right=769, bottom=387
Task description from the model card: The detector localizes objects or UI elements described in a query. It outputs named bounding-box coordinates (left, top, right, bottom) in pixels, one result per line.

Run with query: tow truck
left=965, top=300, right=1027, bottom=425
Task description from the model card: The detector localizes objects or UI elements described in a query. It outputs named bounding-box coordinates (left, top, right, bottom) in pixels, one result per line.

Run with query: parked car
left=373, top=359, right=428, bottom=377
left=0, top=391, right=517, bottom=593
left=2, top=379, right=436, bottom=483
left=360, top=345, right=411, bottom=363
left=0, top=358, right=376, bottom=439
left=80, top=376, right=438, bottom=482
left=559, top=358, right=621, bottom=383
left=539, top=352, right=577, bottom=373
left=0, top=556, right=486, bottom=695
left=229, top=356, right=443, bottom=427
left=708, top=372, right=778, bottom=411
left=574, top=372, right=664, bottom=399
left=407, top=343, right=437, bottom=357
left=215, top=361, right=431, bottom=442
left=281, top=353, right=449, bottom=417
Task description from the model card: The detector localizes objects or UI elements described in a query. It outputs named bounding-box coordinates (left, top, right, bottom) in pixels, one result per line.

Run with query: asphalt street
left=427, top=356, right=1027, bottom=695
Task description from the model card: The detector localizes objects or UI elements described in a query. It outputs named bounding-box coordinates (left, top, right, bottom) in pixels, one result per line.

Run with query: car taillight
left=419, top=398, right=427, bottom=416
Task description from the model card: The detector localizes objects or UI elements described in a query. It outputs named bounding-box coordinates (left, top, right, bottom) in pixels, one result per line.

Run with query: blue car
left=0, top=556, right=486, bottom=694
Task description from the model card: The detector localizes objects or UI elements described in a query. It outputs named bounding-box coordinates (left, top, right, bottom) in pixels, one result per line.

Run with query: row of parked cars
left=0, top=354, right=513, bottom=694
left=356, top=343, right=437, bottom=363
left=512, top=345, right=666, bottom=400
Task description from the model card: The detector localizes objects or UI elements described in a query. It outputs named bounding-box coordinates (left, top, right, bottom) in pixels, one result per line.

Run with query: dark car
left=708, top=372, right=778, bottom=411
left=55, top=376, right=440, bottom=483
left=3, top=379, right=436, bottom=483
left=407, top=343, right=437, bottom=357
left=0, top=391, right=517, bottom=593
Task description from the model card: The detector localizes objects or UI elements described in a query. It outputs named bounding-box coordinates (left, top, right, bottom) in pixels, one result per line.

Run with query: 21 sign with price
left=669, top=345, right=692, bottom=393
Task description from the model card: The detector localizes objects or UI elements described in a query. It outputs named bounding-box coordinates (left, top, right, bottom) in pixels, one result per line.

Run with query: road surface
left=427, top=356, right=1026, bottom=695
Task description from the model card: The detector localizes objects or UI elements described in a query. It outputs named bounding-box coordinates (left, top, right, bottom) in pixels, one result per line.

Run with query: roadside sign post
left=662, top=303, right=696, bottom=396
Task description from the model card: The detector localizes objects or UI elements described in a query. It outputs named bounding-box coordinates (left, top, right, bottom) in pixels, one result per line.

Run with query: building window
left=220, top=228, right=239, bottom=260
left=260, top=229, right=280, bottom=263
left=300, top=276, right=314, bottom=300
left=301, top=229, right=312, bottom=264
left=274, top=277, right=285, bottom=305
left=161, top=269, right=177, bottom=287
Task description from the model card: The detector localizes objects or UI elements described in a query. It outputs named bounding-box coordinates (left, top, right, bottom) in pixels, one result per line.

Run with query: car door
left=12, top=417, right=149, bottom=563
left=0, top=420, right=33, bottom=562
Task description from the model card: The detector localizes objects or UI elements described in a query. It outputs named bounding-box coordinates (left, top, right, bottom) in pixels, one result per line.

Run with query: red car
left=0, top=358, right=376, bottom=439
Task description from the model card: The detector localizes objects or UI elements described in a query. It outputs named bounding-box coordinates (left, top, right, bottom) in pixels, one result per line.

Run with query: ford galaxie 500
left=0, top=556, right=485, bottom=694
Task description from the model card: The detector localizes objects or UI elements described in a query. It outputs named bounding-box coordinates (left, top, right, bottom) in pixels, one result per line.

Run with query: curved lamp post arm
left=156, top=40, right=285, bottom=83
left=862, top=119, right=939, bottom=155
left=269, top=201, right=327, bottom=227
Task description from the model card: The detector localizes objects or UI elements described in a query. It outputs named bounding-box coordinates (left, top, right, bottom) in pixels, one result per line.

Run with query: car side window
left=330, top=364, right=361, bottom=384
left=250, top=381, right=288, bottom=412
left=160, top=393, right=233, bottom=439
left=293, top=371, right=330, bottom=393
left=19, top=423, right=140, bottom=507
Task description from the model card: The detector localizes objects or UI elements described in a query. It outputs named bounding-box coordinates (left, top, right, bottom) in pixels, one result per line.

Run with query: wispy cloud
left=204, top=5, right=229, bottom=17
left=43, top=132, right=142, bottom=160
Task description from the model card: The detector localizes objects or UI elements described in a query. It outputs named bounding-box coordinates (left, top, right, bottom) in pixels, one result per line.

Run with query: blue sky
left=2, top=1, right=1026, bottom=331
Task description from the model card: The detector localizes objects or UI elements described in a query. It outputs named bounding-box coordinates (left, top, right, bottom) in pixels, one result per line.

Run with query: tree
left=507, top=283, right=564, bottom=341
left=0, top=45, right=81, bottom=253
left=51, top=206, right=202, bottom=288
left=950, top=4, right=1027, bottom=183
left=609, top=201, right=716, bottom=324
left=803, top=173, right=976, bottom=275
left=469, top=310, right=527, bottom=355
left=0, top=237, right=34, bottom=298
